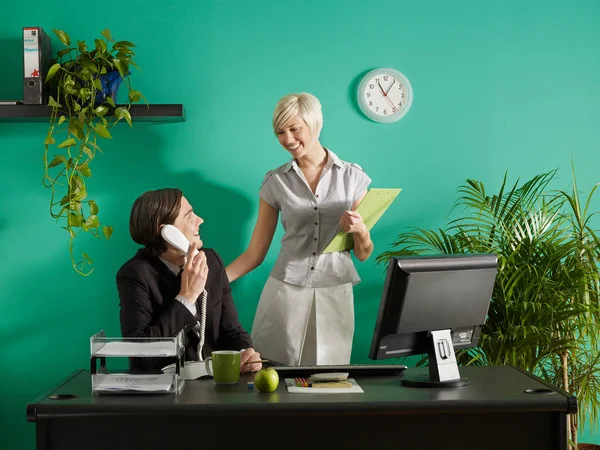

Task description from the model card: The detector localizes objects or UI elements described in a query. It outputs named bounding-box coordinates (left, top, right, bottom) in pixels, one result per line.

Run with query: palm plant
left=376, top=165, right=600, bottom=448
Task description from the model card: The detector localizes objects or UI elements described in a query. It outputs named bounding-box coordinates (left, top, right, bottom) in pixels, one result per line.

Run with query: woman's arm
left=340, top=191, right=374, bottom=262
left=226, top=198, right=279, bottom=282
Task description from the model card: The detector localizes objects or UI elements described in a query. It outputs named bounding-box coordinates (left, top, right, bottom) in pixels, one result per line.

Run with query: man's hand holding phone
left=179, top=242, right=209, bottom=301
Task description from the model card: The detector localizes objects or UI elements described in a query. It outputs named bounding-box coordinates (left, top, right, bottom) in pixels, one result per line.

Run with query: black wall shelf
left=0, top=104, right=186, bottom=122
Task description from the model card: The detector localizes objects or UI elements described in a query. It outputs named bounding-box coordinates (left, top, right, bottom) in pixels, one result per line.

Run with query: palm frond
left=377, top=166, right=600, bottom=438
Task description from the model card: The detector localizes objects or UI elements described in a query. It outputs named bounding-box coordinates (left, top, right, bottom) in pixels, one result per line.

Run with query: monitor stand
left=401, top=329, right=470, bottom=388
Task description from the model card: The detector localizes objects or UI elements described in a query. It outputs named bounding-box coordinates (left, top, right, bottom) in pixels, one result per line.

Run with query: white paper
left=284, top=378, right=364, bottom=394
left=93, top=341, right=176, bottom=357
left=95, top=374, right=174, bottom=392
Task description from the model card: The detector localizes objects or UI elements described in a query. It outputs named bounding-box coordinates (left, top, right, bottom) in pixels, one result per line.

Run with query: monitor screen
left=369, top=253, right=498, bottom=387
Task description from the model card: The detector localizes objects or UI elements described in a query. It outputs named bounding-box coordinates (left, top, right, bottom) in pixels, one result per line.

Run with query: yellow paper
left=323, top=188, right=402, bottom=253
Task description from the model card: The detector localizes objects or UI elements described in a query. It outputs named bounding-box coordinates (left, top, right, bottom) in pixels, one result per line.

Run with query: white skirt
left=251, top=276, right=354, bottom=366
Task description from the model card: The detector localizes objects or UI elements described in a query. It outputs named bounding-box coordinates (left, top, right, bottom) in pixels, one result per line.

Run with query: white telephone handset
left=160, top=224, right=208, bottom=380
left=160, top=224, right=199, bottom=257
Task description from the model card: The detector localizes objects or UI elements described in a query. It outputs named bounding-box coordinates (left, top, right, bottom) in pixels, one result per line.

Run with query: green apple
left=254, top=367, right=279, bottom=393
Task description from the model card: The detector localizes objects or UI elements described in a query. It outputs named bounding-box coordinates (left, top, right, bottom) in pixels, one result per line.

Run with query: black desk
left=27, top=365, right=576, bottom=450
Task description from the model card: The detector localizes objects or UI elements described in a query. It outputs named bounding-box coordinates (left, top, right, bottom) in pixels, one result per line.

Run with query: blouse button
left=313, top=207, right=318, bottom=210
left=312, top=252, right=316, bottom=256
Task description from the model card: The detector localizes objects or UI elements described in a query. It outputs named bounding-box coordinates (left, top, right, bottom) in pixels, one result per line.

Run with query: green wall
left=2, top=0, right=600, bottom=447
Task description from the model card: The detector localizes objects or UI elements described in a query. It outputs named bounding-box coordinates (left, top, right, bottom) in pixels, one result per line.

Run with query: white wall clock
left=357, top=68, right=413, bottom=123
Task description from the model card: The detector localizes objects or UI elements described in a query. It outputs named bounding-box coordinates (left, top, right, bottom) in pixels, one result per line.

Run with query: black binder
left=23, top=27, right=52, bottom=105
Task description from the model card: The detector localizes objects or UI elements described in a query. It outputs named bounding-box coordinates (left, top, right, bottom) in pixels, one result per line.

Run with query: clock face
left=357, top=68, right=413, bottom=123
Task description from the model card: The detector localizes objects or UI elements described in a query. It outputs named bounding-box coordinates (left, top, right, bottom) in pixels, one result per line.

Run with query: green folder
left=323, top=188, right=402, bottom=253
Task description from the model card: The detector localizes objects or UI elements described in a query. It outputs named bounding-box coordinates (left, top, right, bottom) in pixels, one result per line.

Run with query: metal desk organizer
left=90, top=330, right=186, bottom=394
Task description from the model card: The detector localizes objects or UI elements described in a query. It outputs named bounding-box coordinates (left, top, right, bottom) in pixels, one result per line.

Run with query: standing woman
left=226, top=92, right=373, bottom=366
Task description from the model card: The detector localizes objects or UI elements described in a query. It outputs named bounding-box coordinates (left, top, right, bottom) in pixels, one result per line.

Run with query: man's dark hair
left=129, top=188, right=182, bottom=256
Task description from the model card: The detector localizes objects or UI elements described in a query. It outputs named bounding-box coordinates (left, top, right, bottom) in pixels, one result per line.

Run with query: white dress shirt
left=159, top=257, right=197, bottom=316
left=259, top=148, right=371, bottom=288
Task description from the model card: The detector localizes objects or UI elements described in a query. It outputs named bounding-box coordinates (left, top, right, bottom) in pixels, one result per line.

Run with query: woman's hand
left=179, top=242, right=209, bottom=301
left=340, top=210, right=373, bottom=261
left=340, top=210, right=368, bottom=236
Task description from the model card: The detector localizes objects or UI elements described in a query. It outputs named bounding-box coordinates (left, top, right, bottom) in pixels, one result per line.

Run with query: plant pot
left=578, top=444, right=600, bottom=449
left=94, top=70, right=125, bottom=105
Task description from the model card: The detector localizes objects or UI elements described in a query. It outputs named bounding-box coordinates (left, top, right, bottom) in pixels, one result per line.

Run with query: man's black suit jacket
left=116, top=247, right=253, bottom=371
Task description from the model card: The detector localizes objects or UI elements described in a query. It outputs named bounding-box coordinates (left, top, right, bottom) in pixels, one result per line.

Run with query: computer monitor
left=369, top=253, right=498, bottom=388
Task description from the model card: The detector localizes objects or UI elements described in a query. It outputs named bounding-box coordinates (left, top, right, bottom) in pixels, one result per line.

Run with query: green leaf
left=48, top=155, right=67, bottom=168
left=128, top=90, right=141, bottom=103
left=94, top=38, right=107, bottom=54
left=77, top=40, right=87, bottom=53
left=46, top=63, right=61, bottom=81
left=101, top=29, right=113, bottom=42
left=89, top=200, right=99, bottom=215
left=48, top=96, right=61, bottom=108
left=79, top=88, right=92, bottom=102
left=94, top=123, right=112, bottom=139
left=106, top=96, right=115, bottom=107
left=81, top=61, right=98, bottom=74
left=53, top=29, right=71, bottom=47
left=68, top=119, right=85, bottom=141
left=103, top=225, right=114, bottom=239
left=78, top=164, right=92, bottom=177
left=113, top=59, right=127, bottom=78
left=94, top=105, right=109, bottom=117
left=67, top=212, right=84, bottom=227
left=139, top=92, right=149, bottom=105
left=73, top=189, right=87, bottom=202
left=58, top=115, right=66, bottom=126
left=115, top=50, right=134, bottom=60
left=85, top=215, right=100, bottom=229
left=113, top=40, right=135, bottom=48
left=44, top=132, right=55, bottom=145
left=79, top=68, right=93, bottom=81
left=115, top=107, right=132, bottom=127
left=127, top=60, right=140, bottom=71
left=57, top=138, right=76, bottom=149
left=82, top=146, right=93, bottom=158
left=93, top=79, right=103, bottom=90
left=56, top=48, right=71, bottom=58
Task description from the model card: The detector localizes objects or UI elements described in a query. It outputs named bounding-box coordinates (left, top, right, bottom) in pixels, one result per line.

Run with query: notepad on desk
left=284, top=378, right=364, bottom=394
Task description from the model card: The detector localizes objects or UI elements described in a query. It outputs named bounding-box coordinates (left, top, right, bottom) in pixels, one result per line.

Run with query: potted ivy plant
left=43, top=29, right=145, bottom=275
left=376, top=163, right=600, bottom=448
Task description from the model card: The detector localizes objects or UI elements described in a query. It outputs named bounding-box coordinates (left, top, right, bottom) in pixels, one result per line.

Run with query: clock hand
left=385, top=79, right=396, bottom=95
left=378, top=81, right=397, bottom=110
left=384, top=95, right=396, bottom=109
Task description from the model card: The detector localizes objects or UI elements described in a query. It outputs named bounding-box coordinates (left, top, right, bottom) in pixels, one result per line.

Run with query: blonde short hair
left=272, top=92, right=323, bottom=138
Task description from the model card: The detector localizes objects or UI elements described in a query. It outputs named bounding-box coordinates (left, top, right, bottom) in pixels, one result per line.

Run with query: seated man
left=116, top=188, right=262, bottom=374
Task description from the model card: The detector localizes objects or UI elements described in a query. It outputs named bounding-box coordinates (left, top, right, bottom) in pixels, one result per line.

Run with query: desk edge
left=26, top=369, right=85, bottom=422
left=510, top=365, right=577, bottom=414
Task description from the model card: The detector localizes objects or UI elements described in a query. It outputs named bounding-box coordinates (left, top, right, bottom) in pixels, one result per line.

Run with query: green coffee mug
left=205, top=350, right=241, bottom=384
